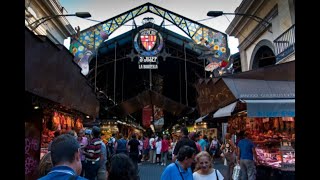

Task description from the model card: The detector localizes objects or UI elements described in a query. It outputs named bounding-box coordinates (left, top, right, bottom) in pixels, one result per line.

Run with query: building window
left=252, top=46, right=276, bottom=69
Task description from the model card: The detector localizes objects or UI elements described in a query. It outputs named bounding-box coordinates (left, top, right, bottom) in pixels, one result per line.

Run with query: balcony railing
left=274, top=24, right=295, bottom=62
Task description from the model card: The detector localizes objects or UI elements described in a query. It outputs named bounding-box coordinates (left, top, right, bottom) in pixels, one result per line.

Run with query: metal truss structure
left=69, top=2, right=230, bottom=64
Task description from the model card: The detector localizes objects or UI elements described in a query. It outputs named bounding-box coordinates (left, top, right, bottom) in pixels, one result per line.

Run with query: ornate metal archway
left=69, top=2, right=230, bottom=66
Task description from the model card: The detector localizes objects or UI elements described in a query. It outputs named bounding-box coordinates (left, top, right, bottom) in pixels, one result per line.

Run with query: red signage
left=142, top=105, right=152, bottom=128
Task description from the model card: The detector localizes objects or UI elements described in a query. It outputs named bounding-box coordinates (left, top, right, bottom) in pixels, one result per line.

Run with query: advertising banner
left=153, top=105, right=164, bottom=131
left=142, top=105, right=152, bottom=128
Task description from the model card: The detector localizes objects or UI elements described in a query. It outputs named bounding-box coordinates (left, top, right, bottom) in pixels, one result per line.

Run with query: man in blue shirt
left=237, top=131, right=258, bottom=180
left=198, top=135, right=208, bottom=151
left=161, top=145, right=195, bottom=180
left=39, top=134, right=87, bottom=180
left=97, top=140, right=107, bottom=180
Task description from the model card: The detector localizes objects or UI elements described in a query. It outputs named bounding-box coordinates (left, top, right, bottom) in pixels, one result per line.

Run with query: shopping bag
left=232, top=164, right=240, bottom=180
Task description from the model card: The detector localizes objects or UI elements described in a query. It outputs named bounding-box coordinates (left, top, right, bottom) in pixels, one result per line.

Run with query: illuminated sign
left=134, top=28, right=163, bottom=69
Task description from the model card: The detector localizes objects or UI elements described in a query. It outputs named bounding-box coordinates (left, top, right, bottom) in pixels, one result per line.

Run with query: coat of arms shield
left=140, top=35, right=157, bottom=51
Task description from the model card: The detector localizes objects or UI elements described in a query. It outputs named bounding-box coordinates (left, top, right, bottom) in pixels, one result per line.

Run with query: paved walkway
left=138, top=157, right=228, bottom=180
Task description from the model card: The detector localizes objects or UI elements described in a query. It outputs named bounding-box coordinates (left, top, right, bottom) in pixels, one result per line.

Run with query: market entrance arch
left=68, top=3, right=232, bottom=129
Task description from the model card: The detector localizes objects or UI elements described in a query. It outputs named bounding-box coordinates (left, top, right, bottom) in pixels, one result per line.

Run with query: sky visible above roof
left=60, top=0, right=242, bottom=54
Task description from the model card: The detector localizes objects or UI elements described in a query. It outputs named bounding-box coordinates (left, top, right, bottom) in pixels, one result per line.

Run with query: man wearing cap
left=82, top=126, right=102, bottom=180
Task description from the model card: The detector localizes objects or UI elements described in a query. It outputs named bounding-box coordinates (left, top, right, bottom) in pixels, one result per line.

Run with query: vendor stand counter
left=255, top=140, right=295, bottom=180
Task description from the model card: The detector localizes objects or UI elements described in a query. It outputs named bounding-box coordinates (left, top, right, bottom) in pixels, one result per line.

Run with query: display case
left=255, top=140, right=295, bottom=171
left=279, top=141, right=295, bottom=171
left=255, top=146, right=282, bottom=168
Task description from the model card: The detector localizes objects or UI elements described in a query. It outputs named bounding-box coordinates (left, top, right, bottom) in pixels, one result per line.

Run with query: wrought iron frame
left=70, top=2, right=230, bottom=63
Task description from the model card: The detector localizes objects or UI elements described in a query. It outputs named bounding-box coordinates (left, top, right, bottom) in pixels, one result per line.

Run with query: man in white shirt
left=149, top=134, right=156, bottom=163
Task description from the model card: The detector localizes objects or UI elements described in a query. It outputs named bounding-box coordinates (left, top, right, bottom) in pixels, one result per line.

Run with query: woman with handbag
left=220, top=133, right=236, bottom=180
left=193, top=151, right=224, bottom=180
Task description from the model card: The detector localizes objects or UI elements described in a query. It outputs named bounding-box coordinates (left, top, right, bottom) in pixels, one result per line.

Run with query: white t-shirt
left=149, top=138, right=155, bottom=149
left=156, top=141, right=162, bottom=154
left=193, top=169, right=224, bottom=180
left=211, top=139, right=218, bottom=149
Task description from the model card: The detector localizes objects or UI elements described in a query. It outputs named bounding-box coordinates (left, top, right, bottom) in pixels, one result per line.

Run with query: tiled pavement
left=138, top=157, right=228, bottom=180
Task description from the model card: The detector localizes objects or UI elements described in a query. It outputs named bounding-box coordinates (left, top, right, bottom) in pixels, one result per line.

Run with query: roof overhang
left=196, top=62, right=295, bottom=116
left=25, top=27, right=99, bottom=117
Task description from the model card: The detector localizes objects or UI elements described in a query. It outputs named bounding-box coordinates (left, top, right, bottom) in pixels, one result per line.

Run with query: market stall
left=100, top=120, right=145, bottom=142
left=100, top=121, right=119, bottom=143
left=194, top=122, right=218, bottom=140
left=227, top=115, right=295, bottom=179
left=40, top=110, right=83, bottom=159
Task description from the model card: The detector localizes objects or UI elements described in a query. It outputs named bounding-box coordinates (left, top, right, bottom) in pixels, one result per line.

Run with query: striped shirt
left=85, top=138, right=102, bottom=160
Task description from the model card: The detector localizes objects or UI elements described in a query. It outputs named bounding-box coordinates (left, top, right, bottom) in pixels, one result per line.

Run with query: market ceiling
left=90, top=23, right=205, bottom=128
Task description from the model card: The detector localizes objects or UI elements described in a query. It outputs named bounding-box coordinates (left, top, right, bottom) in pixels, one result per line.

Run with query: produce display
left=100, top=124, right=119, bottom=143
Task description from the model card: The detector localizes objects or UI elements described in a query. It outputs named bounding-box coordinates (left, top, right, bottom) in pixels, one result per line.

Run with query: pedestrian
left=170, top=135, right=178, bottom=161
left=161, top=135, right=169, bottom=166
left=155, top=137, right=162, bottom=164
left=107, top=133, right=116, bottom=158
left=193, top=151, right=224, bottom=180
left=172, top=127, right=199, bottom=162
left=189, top=132, right=201, bottom=152
left=220, top=133, right=236, bottom=180
left=160, top=145, right=196, bottom=180
left=237, top=131, right=258, bottom=180
left=209, top=136, right=219, bottom=161
left=107, top=153, right=139, bottom=180
left=85, top=129, right=92, bottom=143
left=83, top=126, right=103, bottom=180
left=173, top=127, right=199, bottom=172
left=67, top=130, right=78, bottom=139
left=142, top=135, right=150, bottom=161
left=114, top=133, right=128, bottom=155
left=128, top=134, right=140, bottom=170
left=77, top=129, right=88, bottom=177
left=38, top=134, right=87, bottom=180
left=198, top=135, right=209, bottom=152
left=97, top=140, right=108, bottom=180
left=37, top=151, right=52, bottom=178
left=138, top=135, right=143, bottom=164
left=149, top=134, right=156, bottom=163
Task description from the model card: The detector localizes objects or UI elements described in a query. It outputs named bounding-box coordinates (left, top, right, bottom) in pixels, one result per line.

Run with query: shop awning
left=196, top=76, right=295, bottom=116
left=242, top=99, right=295, bottom=117
left=213, top=102, right=237, bottom=118
left=195, top=115, right=208, bottom=123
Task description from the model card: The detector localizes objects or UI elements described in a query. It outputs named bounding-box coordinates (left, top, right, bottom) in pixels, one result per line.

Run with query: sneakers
left=161, top=163, right=164, bottom=166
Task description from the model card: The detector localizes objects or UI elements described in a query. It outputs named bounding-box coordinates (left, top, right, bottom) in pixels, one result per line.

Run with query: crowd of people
left=37, top=126, right=257, bottom=180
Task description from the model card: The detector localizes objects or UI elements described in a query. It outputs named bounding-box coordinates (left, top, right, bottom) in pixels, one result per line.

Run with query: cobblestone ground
left=138, top=157, right=228, bottom=180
